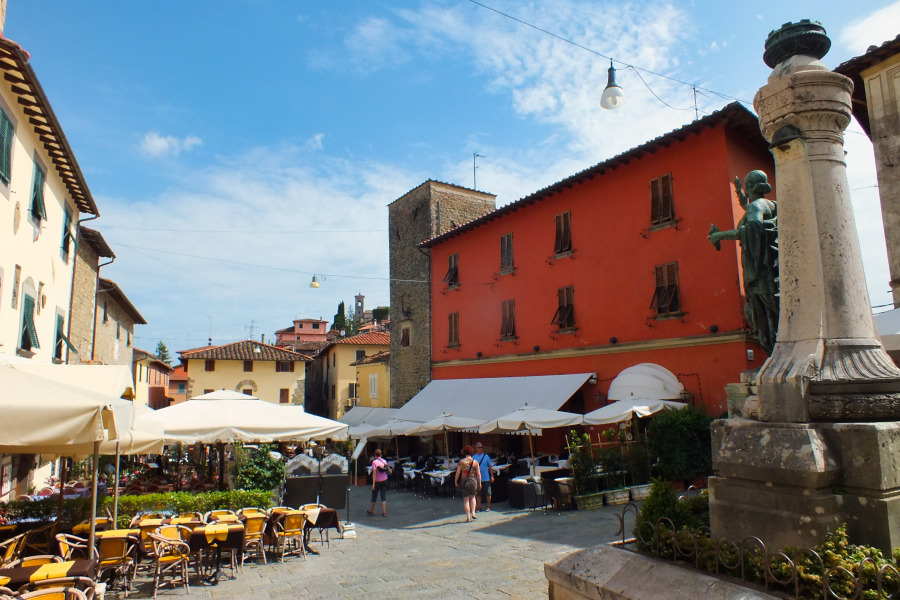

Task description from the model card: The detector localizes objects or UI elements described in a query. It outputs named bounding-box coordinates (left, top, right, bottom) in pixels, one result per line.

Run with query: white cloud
left=839, top=1, right=900, bottom=54
left=139, top=132, right=202, bottom=158
left=306, top=133, right=325, bottom=150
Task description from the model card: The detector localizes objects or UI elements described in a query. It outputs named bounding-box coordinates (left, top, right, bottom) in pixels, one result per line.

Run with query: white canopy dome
left=607, top=363, right=684, bottom=401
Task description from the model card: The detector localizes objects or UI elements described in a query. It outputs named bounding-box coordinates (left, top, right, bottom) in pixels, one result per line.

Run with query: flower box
left=629, top=484, right=652, bottom=501
left=574, top=492, right=605, bottom=511
left=604, top=488, right=630, bottom=505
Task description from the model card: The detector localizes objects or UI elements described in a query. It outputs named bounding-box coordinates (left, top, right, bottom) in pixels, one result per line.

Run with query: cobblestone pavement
left=124, top=485, right=628, bottom=600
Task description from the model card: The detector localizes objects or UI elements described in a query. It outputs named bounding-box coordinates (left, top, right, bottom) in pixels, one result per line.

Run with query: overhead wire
left=463, top=0, right=752, bottom=108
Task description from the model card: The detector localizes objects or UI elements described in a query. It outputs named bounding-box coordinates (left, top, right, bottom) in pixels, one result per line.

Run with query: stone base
left=545, top=545, right=780, bottom=600
left=710, top=419, right=900, bottom=552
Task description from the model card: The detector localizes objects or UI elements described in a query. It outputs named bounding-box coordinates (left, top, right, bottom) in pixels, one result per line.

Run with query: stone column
left=753, top=21, right=900, bottom=423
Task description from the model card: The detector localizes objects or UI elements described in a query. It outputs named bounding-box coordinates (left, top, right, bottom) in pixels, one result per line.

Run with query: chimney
left=260, top=333, right=266, bottom=344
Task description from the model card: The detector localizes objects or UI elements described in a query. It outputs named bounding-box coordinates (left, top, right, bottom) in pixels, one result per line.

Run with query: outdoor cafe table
left=187, top=523, right=245, bottom=583
left=266, top=507, right=342, bottom=555
left=0, top=559, right=97, bottom=590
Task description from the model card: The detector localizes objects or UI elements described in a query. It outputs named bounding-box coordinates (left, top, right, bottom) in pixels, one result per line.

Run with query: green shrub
left=647, top=406, right=712, bottom=483
left=596, top=446, right=626, bottom=490
left=231, top=442, right=285, bottom=492
left=567, top=430, right=599, bottom=495
left=626, top=442, right=653, bottom=486
left=100, top=490, right=272, bottom=523
left=0, top=497, right=92, bottom=525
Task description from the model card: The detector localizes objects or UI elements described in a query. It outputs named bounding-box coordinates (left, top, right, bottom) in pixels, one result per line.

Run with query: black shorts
left=371, top=480, right=388, bottom=502
left=479, top=482, right=492, bottom=498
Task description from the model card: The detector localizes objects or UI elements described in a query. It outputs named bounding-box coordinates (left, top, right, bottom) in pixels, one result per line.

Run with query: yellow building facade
left=351, top=350, right=390, bottom=409
left=323, top=331, right=389, bottom=420
left=179, top=340, right=310, bottom=406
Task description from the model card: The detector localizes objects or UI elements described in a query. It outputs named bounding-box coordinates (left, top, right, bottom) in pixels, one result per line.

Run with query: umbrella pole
left=443, top=430, right=450, bottom=469
left=528, top=431, right=535, bottom=479
left=88, top=441, right=99, bottom=551
left=113, top=442, right=121, bottom=526
left=395, top=437, right=400, bottom=460
left=218, top=443, right=226, bottom=491
left=56, top=458, right=67, bottom=527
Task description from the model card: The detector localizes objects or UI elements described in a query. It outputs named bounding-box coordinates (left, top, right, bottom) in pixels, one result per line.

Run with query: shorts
left=464, top=479, right=478, bottom=497
left=371, top=480, right=387, bottom=502
left=479, top=482, right=492, bottom=499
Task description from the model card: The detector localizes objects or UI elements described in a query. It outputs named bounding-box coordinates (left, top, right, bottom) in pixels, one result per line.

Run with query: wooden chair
left=3, top=555, right=63, bottom=568
left=173, top=511, right=204, bottom=523
left=236, top=507, right=266, bottom=517
left=55, top=534, right=98, bottom=561
left=0, top=533, right=26, bottom=567
left=299, top=504, right=331, bottom=548
left=241, top=513, right=269, bottom=567
left=21, top=523, right=57, bottom=556
left=18, top=587, right=89, bottom=600
left=203, top=509, right=237, bottom=522
left=96, top=534, right=137, bottom=598
left=273, top=512, right=306, bottom=563
left=147, top=533, right=190, bottom=599
left=0, top=586, right=15, bottom=600
left=18, top=577, right=97, bottom=600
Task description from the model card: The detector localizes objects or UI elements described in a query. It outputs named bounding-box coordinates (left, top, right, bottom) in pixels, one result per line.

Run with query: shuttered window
left=448, top=312, right=459, bottom=346
left=650, top=174, right=675, bottom=225
left=501, top=299, right=516, bottom=338
left=276, top=361, right=295, bottom=372
left=280, top=388, right=290, bottom=403
left=500, top=233, right=514, bottom=273
left=369, top=374, right=378, bottom=398
left=30, top=162, right=47, bottom=221
left=0, top=109, right=13, bottom=184
left=554, top=212, right=572, bottom=254
left=54, top=314, right=76, bottom=361
left=401, top=327, right=410, bottom=347
left=21, top=295, right=39, bottom=350
left=550, top=286, right=575, bottom=329
left=443, top=253, right=459, bottom=287
left=349, top=383, right=357, bottom=398
left=204, top=359, right=215, bottom=371
left=649, top=262, right=680, bottom=315
left=61, top=207, right=74, bottom=261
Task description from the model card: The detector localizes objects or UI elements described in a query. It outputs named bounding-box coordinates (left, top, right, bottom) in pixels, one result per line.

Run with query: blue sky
left=5, top=1, right=899, bottom=353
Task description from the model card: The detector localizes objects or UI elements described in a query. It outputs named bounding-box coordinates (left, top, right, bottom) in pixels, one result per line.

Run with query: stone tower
left=388, top=181, right=496, bottom=407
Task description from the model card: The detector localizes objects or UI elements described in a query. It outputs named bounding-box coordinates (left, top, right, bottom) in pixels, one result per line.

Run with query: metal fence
left=612, top=502, right=900, bottom=600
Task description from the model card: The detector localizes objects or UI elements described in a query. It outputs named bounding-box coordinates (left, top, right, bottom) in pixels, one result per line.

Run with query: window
left=330, top=385, right=336, bottom=400
left=349, top=383, right=357, bottom=398
left=443, top=253, right=459, bottom=287
left=11, top=265, right=20, bottom=309
left=20, top=294, right=39, bottom=351
left=177, top=382, right=185, bottom=394
left=116, top=323, right=121, bottom=339
left=501, top=299, right=516, bottom=338
left=448, top=312, right=459, bottom=346
left=61, top=207, right=74, bottom=261
left=649, top=262, right=680, bottom=315
left=243, top=360, right=253, bottom=372
left=204, top=359, right=215, bottom=372
left=276, top=361, right=295, bottom=372
left=551, top=286, right=575, bottom=330
left=500, top=233, right=514, bottom=273
left=355, top=350, right=365, bottom=361
left=204, top=389, right=214, bottom=395
left=280, top=389, right=290, bottom=403
left=332, top=354, right=336, bottom=367
left=102, top=301, right=108, bottom=323
left=312, top=323, right=320, bottom=329
left=126, top=331, right=131, bottom=347
left=554, top=211, right=572, bottom=255
left=243, top=388, right=253, bottom=396
left=369, top=374, right=378, bottom=398
left=401, top=327, right=410, bottom=347
left=0, top=108, right=13, bottom=184
left=30, top=161, right=47, bottom=222
left=650, top=174, right=675, bottom=225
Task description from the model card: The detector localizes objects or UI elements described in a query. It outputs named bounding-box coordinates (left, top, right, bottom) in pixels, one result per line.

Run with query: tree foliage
left=230, top=442, right=285, bottom=492
left=647, top=406, right=713, bottom=483
left=332, top=301, right=347, bottom=333
left=372, top=306, right=390, bottom=322
left=155, top=341, right=173, bottom=365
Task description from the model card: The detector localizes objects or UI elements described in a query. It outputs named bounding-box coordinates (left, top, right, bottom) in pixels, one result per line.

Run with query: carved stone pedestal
left=710, top=419, right=900, bottom=552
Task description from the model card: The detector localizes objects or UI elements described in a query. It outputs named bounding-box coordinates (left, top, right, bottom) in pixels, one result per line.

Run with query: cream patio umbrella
left=583, top=398, right=687, bottom=425
left=406, top=414, right=484, bottom=468
left=478, top=405, right=583, bottom=478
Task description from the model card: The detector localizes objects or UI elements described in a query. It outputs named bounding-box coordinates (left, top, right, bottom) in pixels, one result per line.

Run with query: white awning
left=395, top=373, right=593, bottom=423
left=875, top=308, right=900, bottom=352
left=339, top=406, right=401, bottom=428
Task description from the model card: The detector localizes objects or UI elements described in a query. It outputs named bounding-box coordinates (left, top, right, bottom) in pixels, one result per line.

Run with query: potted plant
left=567, top=430, right=604, bottom=510
left=626, top=441, right=653, bottom=500
left=597, top=445, right=629, bottom=505
left=647, top=406, right=713, bottom=489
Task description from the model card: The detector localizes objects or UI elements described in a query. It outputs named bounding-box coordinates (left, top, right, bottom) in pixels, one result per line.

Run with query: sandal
left=366, top=510, right=374, bottom=516
left=472, top=515, right=477, bottom=520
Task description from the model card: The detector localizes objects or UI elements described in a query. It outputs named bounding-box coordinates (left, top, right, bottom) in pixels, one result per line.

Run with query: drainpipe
left=91, top=257, right=115, bottom=362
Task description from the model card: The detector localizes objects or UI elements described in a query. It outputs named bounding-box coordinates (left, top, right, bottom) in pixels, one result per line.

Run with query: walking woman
left=454, top=445, right=481, bottom=522
left=368, top=449, right=391, bottom=517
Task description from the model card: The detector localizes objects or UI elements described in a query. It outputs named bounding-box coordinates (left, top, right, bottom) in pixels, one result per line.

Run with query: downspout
left=65, top=213, right=99, bottom=364
left=91, top=256, right=115, bottom=362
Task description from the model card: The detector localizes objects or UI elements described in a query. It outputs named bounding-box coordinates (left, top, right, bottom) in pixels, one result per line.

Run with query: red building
left=420, top=103, right=774, bottom=451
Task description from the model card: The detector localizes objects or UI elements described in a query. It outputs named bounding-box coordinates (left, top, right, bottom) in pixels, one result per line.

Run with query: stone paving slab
left=113, top=484, right=629, bottom=600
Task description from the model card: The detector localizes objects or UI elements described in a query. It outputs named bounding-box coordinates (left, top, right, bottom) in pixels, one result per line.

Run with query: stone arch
left=234, top=380, right=258, bottom=395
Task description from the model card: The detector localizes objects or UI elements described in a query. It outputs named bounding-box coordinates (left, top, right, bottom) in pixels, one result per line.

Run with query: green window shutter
left=61, top=208, right=73, bottom=258
left=0, top=109, right=12, bottom=184
left=22, top=295, right=40, bottom=350
left=31, top=164, right=47, bottom=221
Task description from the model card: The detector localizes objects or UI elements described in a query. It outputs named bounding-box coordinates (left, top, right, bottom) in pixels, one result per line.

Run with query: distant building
left=308, top=331, right=390, bottom=420
left=178, top=339, right=311, bottom=405
left=92, top=278, right=145, bottom=366
left=275, top=317, right=330, bottom=345
left=351, top=349, right=390, bottom=409
left=167, top=364, right=189, bottom=404
left=132, top=348, right=174, bottom=409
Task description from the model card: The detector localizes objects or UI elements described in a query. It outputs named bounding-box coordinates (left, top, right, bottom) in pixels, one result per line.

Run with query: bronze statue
left=709, top=170, right=779, bottom=354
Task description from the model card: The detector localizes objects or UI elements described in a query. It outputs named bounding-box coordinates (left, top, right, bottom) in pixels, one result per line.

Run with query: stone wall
left=93, top=295, right=135, bottom=366
left=388, top=181, right=495, bottom=406
left=68, top=238, right=99, bottom=363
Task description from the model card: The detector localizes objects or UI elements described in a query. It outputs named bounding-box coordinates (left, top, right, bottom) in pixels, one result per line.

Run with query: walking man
left=473, top=442, right=493, bottom=512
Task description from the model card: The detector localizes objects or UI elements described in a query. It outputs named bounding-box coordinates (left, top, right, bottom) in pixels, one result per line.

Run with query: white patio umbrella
left=138, top=389, right=348, bottom=444
left=0, top=364, right=129, bottom=550
left=583, top=398, right=687, bottom=425
left=478, top=405, right=583, bottom=478
left=406, top=413, right=484, bottom=467
left=358, top=419, right=422, bottom=458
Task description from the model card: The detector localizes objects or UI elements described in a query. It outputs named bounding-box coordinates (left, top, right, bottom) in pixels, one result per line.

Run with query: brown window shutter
left=660, top=174, right=674, bottom=222
left=554, top=214, right=564, bottom=253
left=650, top=178, right=661, bottom=224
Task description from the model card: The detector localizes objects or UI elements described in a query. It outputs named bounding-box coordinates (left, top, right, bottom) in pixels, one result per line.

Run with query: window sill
left=16, top=348, right=35, bottom=358
left=556, top=327, right=578, bottom=335
left=653, top=311, right=685, bottom=322
left=648, top=220, right=676, bottom=232
left=499, top=335, right=518, bottom=342
left=553, top=250, right=574, bottom=260
left=498, top=267, right=516, bottom=277
left=445, top=284, right=460, bottom=291
left=446, top=343, right=461, bottom=349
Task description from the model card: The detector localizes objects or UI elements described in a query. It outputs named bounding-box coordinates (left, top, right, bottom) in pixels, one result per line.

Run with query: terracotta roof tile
left=178, top=340, right=310, bottom=361
left=351, top=349, right=390, bottom=366
left=334, top=331, right=391, bottom=346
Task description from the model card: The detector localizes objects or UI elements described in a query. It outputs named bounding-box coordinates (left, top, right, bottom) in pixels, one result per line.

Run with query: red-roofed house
left=177, top=340, right=311, bottom=406
left=308, top=331, right=390, bottom=420
left=167, top=364, right=189, bottom=404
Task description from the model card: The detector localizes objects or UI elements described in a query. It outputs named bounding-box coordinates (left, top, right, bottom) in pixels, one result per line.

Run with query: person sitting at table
left=454, top=446, right=481, bottom=523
